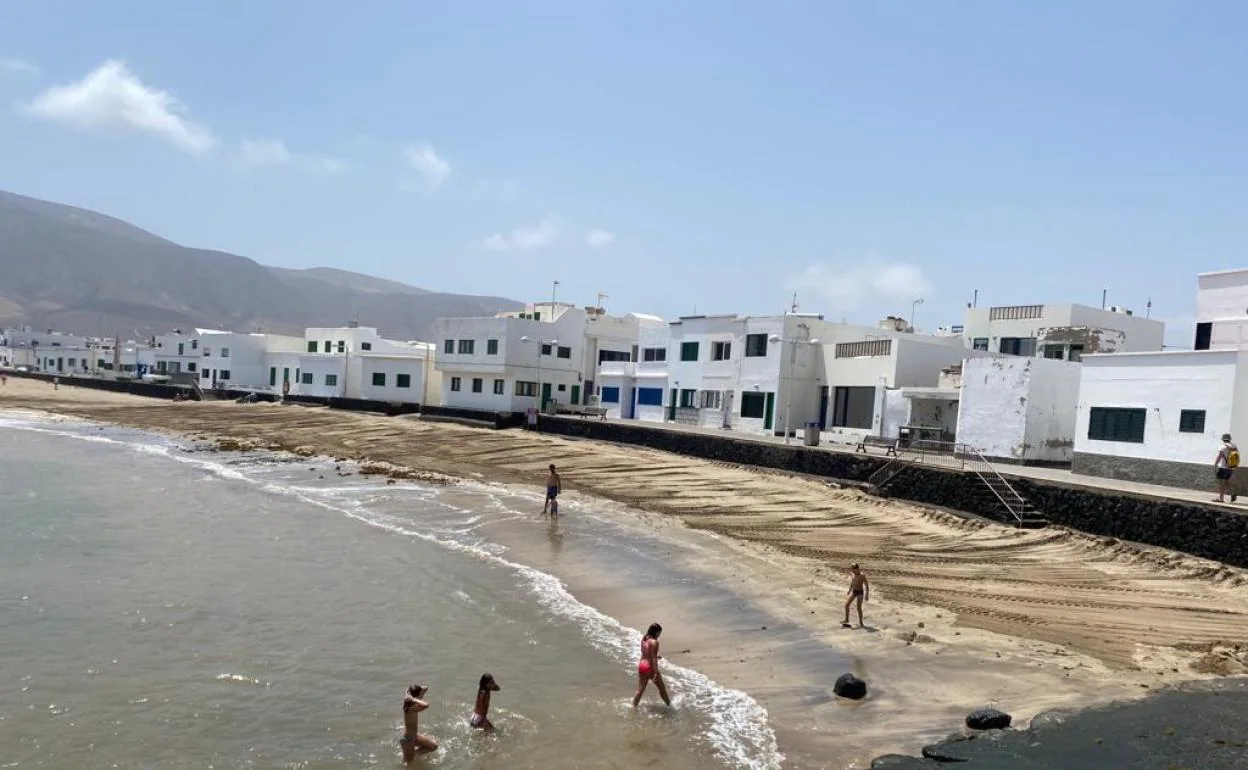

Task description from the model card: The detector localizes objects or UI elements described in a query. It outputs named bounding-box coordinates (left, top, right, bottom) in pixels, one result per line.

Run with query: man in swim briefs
left=842, top=564, right=869, bottom=628
left=543, top=463, right=561, bottom=516
left=469, top=673, right=501, bottom=730
left=400, top=683, right=438, bottom=763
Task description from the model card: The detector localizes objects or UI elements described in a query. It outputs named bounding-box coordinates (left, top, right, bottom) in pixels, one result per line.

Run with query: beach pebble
left=833, top=673, right=867, bottom=700
left=966, top=708, right=1013, bottom=730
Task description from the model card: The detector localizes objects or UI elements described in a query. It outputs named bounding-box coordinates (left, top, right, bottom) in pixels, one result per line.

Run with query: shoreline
left=4, top=380, right=1248, bottom=768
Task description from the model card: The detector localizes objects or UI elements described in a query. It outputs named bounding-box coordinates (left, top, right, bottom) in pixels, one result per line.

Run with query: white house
left=194, top=329, right=305, bottom=392
left=1071, top=349, right=1244, bottom=489
left=1, top=328, right=88, bottom=371
left=295, top=324, right=436, bottom=404
left=153, top=332, right=203, bottom=376
left=1193, top=268, right=1248, bottom=350
left=962, top=302, right=1164, bottom=360
left=432, top=302, right=655, bottom=413
left=597, top=317, right=673, bottom=422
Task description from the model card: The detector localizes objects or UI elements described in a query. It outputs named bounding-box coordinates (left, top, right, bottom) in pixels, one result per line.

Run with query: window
left=999, top=337, right=1037, bottom=356
left=679, top=389, right=697, bottom=408
left=643, top=347, right=667, bottom=362
left=444, top=339, right=455, bottom=354
left=307, top=341, right=318, bottom=353
left=541, top=343, right=552, bottom=356
left=203, top=348, right=211, bottom=357
left=178, top=343, right=185, bottom=355
left=1195, top=322, right=1212, bottom=351
left=301, top=372, right=313, bottom=385
left=515, top=381, right=537, bottom=397
left=1179, top=409, right=1206, bottom=434
left=221, top=347, right=230, bottom=358
left=1043, top=345, right=1065, bottom=360
left=557, top=346, right=572, bottom=359
left=700, top=390, right=722, bottom=409
left=745, top=333, right=769, bottom=357
left=398, top=374, right=412, bottom=389
left=337, top=341, right=345, bottom=353
left=191, top=339, right=198, bottom=350
left=471, top=377, right=482, bottom=393
left=325, top=374, right=338, bottom=387
left=740, top=391, right=767, bottom=419
left=972, top=338, right=989, bottom=351
left=67, top=358, right=76, bottom=367
left=324, top=340, right=332, bottom=353
left=636, top=387, right=663, bottom=406
left=187, top=362, right=197, bottom=372
left=836, top=340, right=892, bottom=358
left=1068, top=345, right=1084, bottom=363
left=832, top=386, right=875, bottom=429
left=360, top=342, right=372, bottom=351
left=493, top=379, right=505, bottom=395
left=450, top=376, right=461, bottom=391
left=458, top=339, right=475, bottom=355
left=599, top=349, right=630, bottom=362
left=601, top=386, right=621, bottom=403
left=1087, top=407, right=1146, bottom=443
left=201, top=370, right=210, bottom=380
left=680, top=342, right=699, bottom=361
left=373, top=372, right=387, bottom=387
left=269, top=367, right=277, bottom=386
left=557, top=384, right=566, bottom=392
left=487, top=339, right=499, bottom=355
left=712, top=341, right=731, bottom=361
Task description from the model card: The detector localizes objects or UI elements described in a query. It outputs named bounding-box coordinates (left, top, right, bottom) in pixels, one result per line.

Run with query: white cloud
left=23, top=59, right=213, bottom=154
left=482, top=219, right=557, bottom=251
left=238, top=138, right=346, bottom=173
left=791, top=258, right=933, bottom=315
left=585, top=228, right=615, bottom=248
left=0, top=58, right=39, bottom=75
left=402, top=142, right=450, bottom=188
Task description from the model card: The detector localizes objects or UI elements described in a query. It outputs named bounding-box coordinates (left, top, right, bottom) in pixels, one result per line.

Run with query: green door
left=669, top=389, right=677, bottom=421
left=541, top=382, right=552, bottom=409
left=269, top=367, right=277, bottom=387
left=764, top=392, right=775, bottom=431
left=571, top=384, right=581, bottom=405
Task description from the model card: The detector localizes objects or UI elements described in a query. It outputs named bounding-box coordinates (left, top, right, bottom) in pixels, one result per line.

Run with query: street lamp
left=520, top=335, right=558, bottom=411
left=910, top=298, right=925, bottom=332
left=770, top=324, right=821, bottom=445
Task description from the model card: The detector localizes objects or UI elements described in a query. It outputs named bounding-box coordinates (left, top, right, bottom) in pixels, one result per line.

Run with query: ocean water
left=0, top=414, right=783, bottom=770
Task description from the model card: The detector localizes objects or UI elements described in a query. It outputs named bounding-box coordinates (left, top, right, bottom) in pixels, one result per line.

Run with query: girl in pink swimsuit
left=633, top=622, right=672, bottom=708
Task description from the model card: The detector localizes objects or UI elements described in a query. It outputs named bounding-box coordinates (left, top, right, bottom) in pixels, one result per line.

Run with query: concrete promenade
left=573, top=415, right=1241, bottom=512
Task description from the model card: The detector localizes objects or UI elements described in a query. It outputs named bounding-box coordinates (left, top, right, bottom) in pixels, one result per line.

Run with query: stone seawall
left=539, top=417, right=1248, bottom=569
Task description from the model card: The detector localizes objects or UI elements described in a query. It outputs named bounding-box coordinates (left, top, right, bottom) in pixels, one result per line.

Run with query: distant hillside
left=0, top=190, right=521, bottom=339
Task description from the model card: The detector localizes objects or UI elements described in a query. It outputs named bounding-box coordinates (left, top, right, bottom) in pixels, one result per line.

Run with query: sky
left=3, top=1, right=1246, bottom=347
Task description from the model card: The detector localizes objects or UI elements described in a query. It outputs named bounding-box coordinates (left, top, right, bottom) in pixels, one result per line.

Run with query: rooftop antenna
left=597, top=292, right=608, bottom=309
left=1146, top=298, right=1153, bottom=318
left=790, top=292, right=799, bottom=313
left=1101, top=288, right=1108, bottom=310
left=972, top=289, right=979, bottom=308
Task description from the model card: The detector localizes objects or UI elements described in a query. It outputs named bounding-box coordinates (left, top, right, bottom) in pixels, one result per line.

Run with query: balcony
left=598, top=361, right=636, bottom=378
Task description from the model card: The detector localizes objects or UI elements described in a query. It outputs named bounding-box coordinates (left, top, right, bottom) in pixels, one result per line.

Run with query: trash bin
left=898, top=426, right=912, bottom=449
left=804, top=422, right=821, bottom=447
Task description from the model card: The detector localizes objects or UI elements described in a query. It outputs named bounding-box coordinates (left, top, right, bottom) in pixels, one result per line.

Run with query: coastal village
left=4, top=266, right=1246, bottom=495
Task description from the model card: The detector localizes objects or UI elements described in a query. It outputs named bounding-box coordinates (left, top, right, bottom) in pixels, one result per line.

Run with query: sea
left=0, top=413, right=786, bottom=770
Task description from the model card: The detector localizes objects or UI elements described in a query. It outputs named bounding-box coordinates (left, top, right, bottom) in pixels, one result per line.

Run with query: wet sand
left=5, top=378, right=1248, bottom=766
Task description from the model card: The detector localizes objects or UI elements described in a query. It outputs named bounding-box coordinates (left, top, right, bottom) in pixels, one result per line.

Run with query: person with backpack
left=1214, top=433, right=1239, bottom=503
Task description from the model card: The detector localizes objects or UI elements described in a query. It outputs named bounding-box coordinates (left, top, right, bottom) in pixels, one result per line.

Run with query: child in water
left=469, top=673, right=501, bottom=731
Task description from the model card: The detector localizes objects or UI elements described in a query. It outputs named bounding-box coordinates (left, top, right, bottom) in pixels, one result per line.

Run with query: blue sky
left=2, top=1, right=1245, bottom=346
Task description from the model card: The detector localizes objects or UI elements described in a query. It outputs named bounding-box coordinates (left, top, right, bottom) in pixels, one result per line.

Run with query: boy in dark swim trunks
left=543, top=464, right=561, bottom=517
left=400, top=683, right=437, bottom=763
left=469, top=673, right=501, bottom=730
left=842, top=564, right=869, bottom=628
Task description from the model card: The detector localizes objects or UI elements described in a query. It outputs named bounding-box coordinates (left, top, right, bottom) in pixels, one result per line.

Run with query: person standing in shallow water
left=543, top=463, right=561, bottom=517
left=469, top=673, right=501, bottom=731
left=633, top=622, right=672, bottom=708
left=400, top=683, right=438, bottom=763
left=842, top=564, right=870, bottom=628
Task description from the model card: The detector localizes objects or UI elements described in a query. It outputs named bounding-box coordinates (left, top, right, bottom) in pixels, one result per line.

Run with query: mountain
left=0, top=190, right=522, bottom=340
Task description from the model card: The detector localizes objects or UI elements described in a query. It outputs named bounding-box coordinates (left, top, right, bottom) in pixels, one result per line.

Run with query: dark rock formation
left=965, top=708, right=1012, bottom=730
left=833, top=673, right=867, bottom=700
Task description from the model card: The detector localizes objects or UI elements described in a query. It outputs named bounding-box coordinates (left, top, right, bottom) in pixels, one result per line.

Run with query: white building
left=962, top=302, right=1164, bottom=360
left=1071, top=349, right=1242, bottom=489
left=1067, top=271, right=1248, bottom=489
left=432, top=302, right=656, bottom=413
left=153, top=332, right=203, bottom=376
left=0, top=328, right=88, bottom=371
left=296, top=324, right=437, bottom=405
left=191, top=330, right=305, bottom=392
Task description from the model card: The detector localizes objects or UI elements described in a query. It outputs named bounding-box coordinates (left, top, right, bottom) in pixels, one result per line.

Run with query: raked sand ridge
left=4, top=377, right=1248, bottom=765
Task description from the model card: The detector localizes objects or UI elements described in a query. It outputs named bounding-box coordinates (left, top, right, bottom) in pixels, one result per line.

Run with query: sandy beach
left=5, top=376, right=1248, bottom=767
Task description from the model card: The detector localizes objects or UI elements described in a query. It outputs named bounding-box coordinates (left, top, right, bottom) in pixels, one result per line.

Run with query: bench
left=554, top=403, right=608, bottom=420
left=855, top=435, right=898, bottom=456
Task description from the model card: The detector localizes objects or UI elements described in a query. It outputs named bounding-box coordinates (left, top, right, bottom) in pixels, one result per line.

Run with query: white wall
left=1197, top=269, right=1248, bottom=323
left=354, top=355, right=429, bottom=403
left=957, top=356, right=1079, bottom=462
left=1074, top=350, right=1241, bottom=465
left=297, top=355, right=347, bottom=397
left=963, top=304, right=1163, bottom=355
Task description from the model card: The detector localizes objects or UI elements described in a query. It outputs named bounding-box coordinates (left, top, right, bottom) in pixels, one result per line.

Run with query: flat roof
left=1198, top=267, right=1248, bottom=278
left=1083, top=348, right=1229, bottom=359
